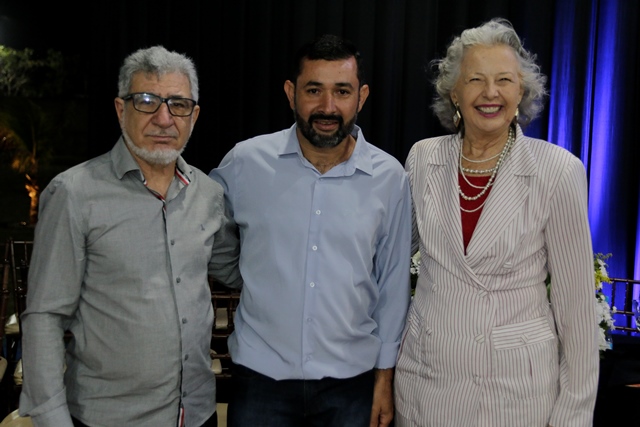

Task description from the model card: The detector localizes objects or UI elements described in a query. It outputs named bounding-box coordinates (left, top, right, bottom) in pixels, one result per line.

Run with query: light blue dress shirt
left=209, top=124, right=411, bottom=381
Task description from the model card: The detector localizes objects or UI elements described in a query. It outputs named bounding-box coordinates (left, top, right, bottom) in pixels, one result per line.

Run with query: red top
left=459, top=173, right=492, bottom=252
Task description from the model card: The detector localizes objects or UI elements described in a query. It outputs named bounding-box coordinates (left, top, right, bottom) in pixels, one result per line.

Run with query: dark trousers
left=227, top=362, right=374, bottom=427
left=71, top=411, right=217, bottom=427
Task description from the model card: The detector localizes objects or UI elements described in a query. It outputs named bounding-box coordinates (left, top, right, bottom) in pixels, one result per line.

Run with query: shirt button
left=312, top=245, right=318, bottom=251
left=182, top=318, right=187, bottom=324
left=310, top=282, right=315, bottom=288
left=315, top=210, right=321, bottom=215
left=170, top=239, right=175, bottom=246
left=307, top=318, right=312, bottom=323
left=176, top=277, right=181, bottom=283
left=182, top=391, right=187, bottom=397
left=185, top=354, right=189, bottom=361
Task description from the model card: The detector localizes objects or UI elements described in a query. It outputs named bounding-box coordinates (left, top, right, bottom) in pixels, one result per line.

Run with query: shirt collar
left=280, top=124, right=373, bottom=176
left=111, top=136, right=193, bottom=187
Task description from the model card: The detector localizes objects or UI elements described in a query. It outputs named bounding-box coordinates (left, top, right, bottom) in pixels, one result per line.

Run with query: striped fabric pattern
left=394, top=126, right=599, bottom=427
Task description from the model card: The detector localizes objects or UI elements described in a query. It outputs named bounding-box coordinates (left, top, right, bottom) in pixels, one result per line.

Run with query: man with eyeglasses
left=19, top=46, right=240, bottom=427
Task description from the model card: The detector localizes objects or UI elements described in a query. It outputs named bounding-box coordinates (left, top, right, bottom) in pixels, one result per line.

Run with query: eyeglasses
left=121, top=92, right=197, bottom=117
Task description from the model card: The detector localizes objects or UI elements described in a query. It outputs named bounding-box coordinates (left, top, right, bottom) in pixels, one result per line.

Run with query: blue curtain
left=548, top=0, right=640, bottom=319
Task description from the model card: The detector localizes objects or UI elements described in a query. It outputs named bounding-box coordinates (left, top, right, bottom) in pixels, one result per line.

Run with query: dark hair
left=291, top=34, right=365, bottom=86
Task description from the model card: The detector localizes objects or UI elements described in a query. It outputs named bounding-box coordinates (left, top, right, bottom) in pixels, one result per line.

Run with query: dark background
left=0, top=0, right=559, bottom=171
left=1, top=1, right=640, bottom=424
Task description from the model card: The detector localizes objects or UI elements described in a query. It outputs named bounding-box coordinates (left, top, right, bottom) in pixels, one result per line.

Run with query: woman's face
left=451, top=44, right=524, bottom=140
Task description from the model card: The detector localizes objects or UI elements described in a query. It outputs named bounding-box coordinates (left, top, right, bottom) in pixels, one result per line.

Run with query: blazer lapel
left=421, top=135, right=480, bottom=280
left=465, top=127, right=538, bottom=263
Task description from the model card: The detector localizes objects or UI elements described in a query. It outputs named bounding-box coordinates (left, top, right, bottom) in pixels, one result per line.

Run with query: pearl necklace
left=460, top=165, right=497, bottom=175
left=457, top=127, right=515, bottom=202
left=461, top=148, right=503, bottom=163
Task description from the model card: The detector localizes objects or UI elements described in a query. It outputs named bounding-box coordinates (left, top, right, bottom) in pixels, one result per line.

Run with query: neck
left=461, top=127, right=512, bottom=162
left=297, top=129, right=356, bottom=174
left=460, top=126, right=514, bottom=175
left=136, top=157, right=176, bottom=197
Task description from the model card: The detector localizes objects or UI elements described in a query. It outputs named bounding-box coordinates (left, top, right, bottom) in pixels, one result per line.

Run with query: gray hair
left=431, top=18, right=547, bottom=132
left=117, top=46, right=199, bottom=101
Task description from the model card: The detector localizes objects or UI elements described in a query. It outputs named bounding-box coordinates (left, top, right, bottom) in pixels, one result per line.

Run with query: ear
left=191, top=105, right=201, bottom=126
left=284, top=80, right=296, bottom=109
left=357, top=84, right=370, bottom=112
left=114, top=97, right=125, bottom=127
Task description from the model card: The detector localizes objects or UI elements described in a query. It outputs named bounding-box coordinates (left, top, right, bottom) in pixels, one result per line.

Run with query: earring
left=515, top=107, right=519, bottom=119
left=453, top=103, right=462, bottom=128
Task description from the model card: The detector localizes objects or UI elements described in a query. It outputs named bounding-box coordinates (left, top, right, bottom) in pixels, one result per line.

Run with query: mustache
left=144, top=132, right=179, bottom=138
left=308, top=113, right=344, bottom=124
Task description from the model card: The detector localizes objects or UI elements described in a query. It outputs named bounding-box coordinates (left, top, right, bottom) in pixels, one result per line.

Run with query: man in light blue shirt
left=209, top=34, right=411, bottom=427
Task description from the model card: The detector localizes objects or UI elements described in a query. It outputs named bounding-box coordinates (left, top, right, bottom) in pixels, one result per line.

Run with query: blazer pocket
left=492, top=316, right=559, bottom=400
left=492, top=316, right=555, bottom=350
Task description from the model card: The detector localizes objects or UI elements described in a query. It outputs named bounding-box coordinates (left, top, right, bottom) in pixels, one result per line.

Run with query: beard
left=122, top=130, right=186, bottom=166
left=120, top=109, right=193, bottom=166
left=294, top=110, right=357, bottom=148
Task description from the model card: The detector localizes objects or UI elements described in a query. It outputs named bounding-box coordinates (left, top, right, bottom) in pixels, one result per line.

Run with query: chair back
left=607, top=277, right=640, bottom=334
left=8, top=239, right=33, bottom=337
left=1, top=242, right=11, bottom=346
left=209, top=277, right=240, bottom=379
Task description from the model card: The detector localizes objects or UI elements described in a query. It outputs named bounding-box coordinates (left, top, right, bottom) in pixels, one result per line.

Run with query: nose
left=151, top=102, right=175, bottom=127
left=483, top=81, right=499, bottom=98
left=318, top=92, right=337, bottom=114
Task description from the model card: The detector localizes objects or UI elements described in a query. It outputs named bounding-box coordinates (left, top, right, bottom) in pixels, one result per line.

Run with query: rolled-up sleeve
left=373, top=172, right=412, bottom=368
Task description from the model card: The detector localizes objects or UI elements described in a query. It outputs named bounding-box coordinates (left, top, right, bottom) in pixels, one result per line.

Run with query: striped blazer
left=394, top=126, right=599, bottom=427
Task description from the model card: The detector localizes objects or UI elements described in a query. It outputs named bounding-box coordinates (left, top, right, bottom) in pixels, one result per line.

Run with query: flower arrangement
left=410, top=251, right=616, bottom=353
left=593, top=253, right=615, bottom=352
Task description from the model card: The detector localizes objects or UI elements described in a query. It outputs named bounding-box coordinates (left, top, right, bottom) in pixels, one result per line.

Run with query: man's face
left=285, top=57, right=369, bottom=148
left=114, top=71, right=200, bottom=166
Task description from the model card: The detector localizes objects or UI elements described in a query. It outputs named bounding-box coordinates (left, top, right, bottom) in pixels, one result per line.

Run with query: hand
left=369, top=368, right=394, bottom=427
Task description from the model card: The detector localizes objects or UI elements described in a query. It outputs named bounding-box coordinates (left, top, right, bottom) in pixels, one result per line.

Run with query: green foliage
left=0, top=46, right=64, bottom=97
left=0, top=45, right=87, bottom=225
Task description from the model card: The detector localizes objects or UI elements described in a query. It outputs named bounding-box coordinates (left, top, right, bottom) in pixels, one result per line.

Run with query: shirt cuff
left=376, top=341, right=400, bottom=369
left=20, top=388, right=73, bottom=427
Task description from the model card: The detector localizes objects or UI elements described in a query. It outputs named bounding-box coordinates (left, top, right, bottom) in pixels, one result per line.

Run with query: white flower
left=410, top=252, right=421, bottom=276
left=596, top=259, right=609, bottom=279
left=596, top=326, right=612, bottom=352
left=595, top=297, right=614, bottom=329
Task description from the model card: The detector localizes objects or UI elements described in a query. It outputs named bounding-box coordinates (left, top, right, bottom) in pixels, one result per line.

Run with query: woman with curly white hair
left=394, top=18, right=599, bottom=427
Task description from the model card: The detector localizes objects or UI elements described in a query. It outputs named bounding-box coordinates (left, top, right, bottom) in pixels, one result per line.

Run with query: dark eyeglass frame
left=121, top=92, right=197, bottom=117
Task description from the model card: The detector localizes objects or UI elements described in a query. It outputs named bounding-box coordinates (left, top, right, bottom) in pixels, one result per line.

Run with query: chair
left=1, top=242, right=12, bottom=357
left=0, top=239, right=33, bottom=415
left=209, top=278, right=240, bottom=380
left=607, top=277, right=640, bottom=334
left=7, top=240, right=33, bottom=338
left=0, top=410, right=32, bottom=427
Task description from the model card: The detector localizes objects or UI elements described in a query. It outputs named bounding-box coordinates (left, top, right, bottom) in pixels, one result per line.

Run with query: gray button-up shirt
left=19, top=138, right=241, bottom=427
